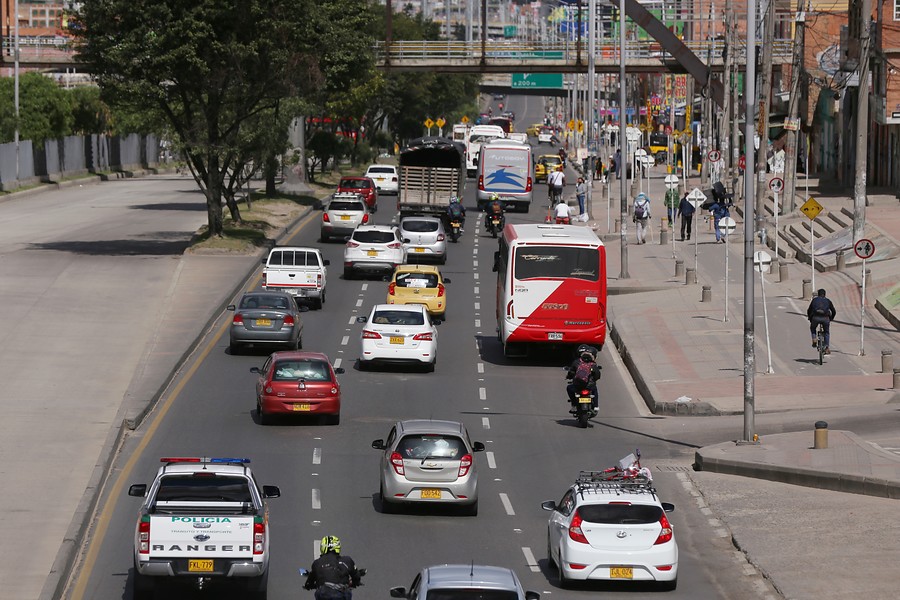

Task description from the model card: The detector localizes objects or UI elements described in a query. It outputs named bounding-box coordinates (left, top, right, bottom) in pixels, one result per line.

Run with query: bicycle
left=815, top=322, right=826, bottom=365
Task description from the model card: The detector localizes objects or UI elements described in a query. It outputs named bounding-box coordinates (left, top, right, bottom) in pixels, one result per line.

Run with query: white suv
left=364, top=164, right=399, bottom=194
left=541, top=471, right=678, bottom=590
left=343, top=224, right=407, bottom=279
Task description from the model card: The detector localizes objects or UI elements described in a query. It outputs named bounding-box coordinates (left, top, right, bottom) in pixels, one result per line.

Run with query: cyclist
left=303, top=536, right=363, bottom=599
left=547, top=166, right=565, bottom=204
left=806, top=288, right=836, bottom=354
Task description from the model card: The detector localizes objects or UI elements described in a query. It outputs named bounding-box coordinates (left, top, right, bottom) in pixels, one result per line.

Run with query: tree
left=0, top=73, right=73, bottom=146
left=73, top=0, right=323, bottom=237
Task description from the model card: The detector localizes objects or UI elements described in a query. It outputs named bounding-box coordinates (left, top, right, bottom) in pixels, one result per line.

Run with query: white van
left=476, top=139, right=533, bottom=212
left=465, top=124, right=506, bottom=177
left=452, top=123, right=470, bottom=145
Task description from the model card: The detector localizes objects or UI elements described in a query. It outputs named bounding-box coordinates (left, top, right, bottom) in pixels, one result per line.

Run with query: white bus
left=476, top=139, right=533, bottom=212
left=465, top=124, right=506, bottom=177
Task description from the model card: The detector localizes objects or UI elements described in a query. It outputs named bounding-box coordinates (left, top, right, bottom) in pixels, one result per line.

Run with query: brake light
left=283, top=315, right=295, bottom=327
left=388, top=283, right=396, bottom=295
left=261, top=272, right=267, bottom=287
left=654, top=513, right=673, bottom=545
left=437, top=233, right=445, bottom=241
left=526, top=176, right=532, bottom=192
left=478, top=175, right=484, bottom=190
left=317, top=273, right=322, bottom=286
left=362, top=330, right=382, bottom=339
left=232, top=313, right=244, bottom=326
left=391, top=176, right=398, bottom=182
left=437, top=283, right=445, bottom=297
left=390, top=451, right=405, bottom=475
left=138, top=517, right=150, bottom=554
left=568, top=512, right=589, bottom=544
left=362, top=213, right=369, bottom=224
left=253, top=518, right=265, bottom=555
left=346, top=241, right=360, bottom=248
left=323, top=213, right=330, bottom=222
left=458, top=454, right=473, bottom=477
left=387, top=242, right=402, bottom=249
left=413, top=332, right=433, bottom=341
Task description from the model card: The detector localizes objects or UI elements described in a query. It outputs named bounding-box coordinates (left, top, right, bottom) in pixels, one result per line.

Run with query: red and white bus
left=493, top=224, right=607, bottom=357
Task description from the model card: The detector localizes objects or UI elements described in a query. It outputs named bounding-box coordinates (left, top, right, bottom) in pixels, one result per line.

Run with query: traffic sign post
left=436, top=117, right=446, bottom=137
left=664, top=174, right=679, bottom=190
left=719, top=216, right=736, bottom=322
left=424, top=118, right=434, bottom=136
left=769, top=177, right=784, bottom=259
left=854, top=238, right=875, bottom=356
left=634, top=149, right=647, bottom=194
left=801, top=197, right=824, bottom=290
left=687, top=187, right=707, bottom=272
left=754, top=250, right=775, bottom=374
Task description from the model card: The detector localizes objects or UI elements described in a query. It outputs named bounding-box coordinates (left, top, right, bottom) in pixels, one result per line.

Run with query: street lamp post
left=618, top=0, right=628, bottom=278
left=14, top=0, right=21, bottom=183
left=742, top=0, right=758, bottom=443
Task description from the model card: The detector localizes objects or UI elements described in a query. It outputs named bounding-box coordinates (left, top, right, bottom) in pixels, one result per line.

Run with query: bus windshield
left=514, top=246, right=599, bottom=281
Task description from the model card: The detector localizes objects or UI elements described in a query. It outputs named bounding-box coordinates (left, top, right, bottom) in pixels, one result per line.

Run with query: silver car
left=372, top=419, right=484, bottom=515
left=390, top=564, right=540, bottom=600
left=399, top=216, right=447, bottom=264
left=321, top=193, right=369, bottom=242
left=227, top=291, right=303, bottom=354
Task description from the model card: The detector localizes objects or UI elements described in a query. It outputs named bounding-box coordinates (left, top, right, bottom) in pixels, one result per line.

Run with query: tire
left=547, top=533, right=557, bottom=569
left=343, top=268, right=354, bottom=280
left=659, top=577, right=678, bottom=591
left=257, top=400, right=271, bottom=426
left=312, top=296, right=323, bottom=310
left=380, top=484, right=396, bottom=514
left=324, top=412, right=340, bottom=426
left=296, top=335, right=303, bottom=350
left=245, top=569, right=269, bottom=599
left=461, top=500, right=478, bottom=517
left=577, top=409, right=589, bottom=428
left=229, top=341, right=241, bottom=355
left=132, top=567, right=154, bottom=600
left=558, top=561, right=572, bottom=589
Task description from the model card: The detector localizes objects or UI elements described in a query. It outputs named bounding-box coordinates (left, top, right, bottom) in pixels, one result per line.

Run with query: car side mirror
left=372, top=439, right=385, bottom=450
left=334, top=367, right=345, bottom=374
left=540, top=500, right=557, bottom=511
left=261, top=257, right=267, bottom=264
left=443, top=278, right=451, bottom=284
left=356, top=316, right=368, bottom=323
left=402, top=238, right=411, bottom=244
left=390, top=587, right=408, bottom=598
left=473, top=441, right=485, bottom=452
left=525, top=592, right=540, bottom=600
left=262, top=485, right=281, bottom=499
left=662, top=502, right=675, bottom=513
left=226, top=304, right=236, bottom=311
left=323, top=259, right=330, bottom=266
left=344, top=236, right=351, bottom=242
left=250, top=367, right=261, bottom=374
left=128, top=484, right=147, bottom=497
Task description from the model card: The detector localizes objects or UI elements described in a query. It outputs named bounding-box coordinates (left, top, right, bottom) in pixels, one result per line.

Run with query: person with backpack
left=677, top=192, right=695, bottom=241
left=445, top=196, right=466, bottom=231
left=566, top=345, right=602, bottom=415
left=547, top=166, right=565, bottom=204
left=806, top=288, right=836, bottom=354
left=632, top=192, right=651, bottom=244
left=710, top=200, right=730, bottom=243
left=303, top=536, right=364, bottom=599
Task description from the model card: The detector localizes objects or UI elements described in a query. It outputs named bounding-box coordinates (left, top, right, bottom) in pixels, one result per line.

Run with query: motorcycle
left=486, top=214, right=504, bottom=238
left=449, top=220, right=462, bottom=243
left=300, top=567, right=366, bottom=597
left=565, top=368, right=597, bottom=428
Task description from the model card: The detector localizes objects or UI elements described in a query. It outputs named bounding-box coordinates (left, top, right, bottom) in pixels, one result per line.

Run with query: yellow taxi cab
left=526, top=123, right=543, bottom=137
left=386, top=265, right=450, bottom=319
left=534, top=154, right=563, bottom=182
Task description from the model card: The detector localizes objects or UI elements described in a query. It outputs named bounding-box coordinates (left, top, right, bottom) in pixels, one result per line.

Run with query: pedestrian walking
left=594, top=157, right=603, bottom=181
left=575, top=177, right=586, bottom=219
left=710, top=201, right=730, bottom=243
left=664, top=186, right=679, bottom=227
left=614, top=149, right=622, bottom=179
left=632, top=192, right=651, bottom=244
left=677, top=193, right=694, bottom=241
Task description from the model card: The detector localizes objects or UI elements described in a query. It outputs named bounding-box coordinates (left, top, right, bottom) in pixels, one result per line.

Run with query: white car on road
left=357, top=304, right=437, bottom=371
left=365, top=164, right=399, bottom=194
left=343, top=225, right=407, bottom=279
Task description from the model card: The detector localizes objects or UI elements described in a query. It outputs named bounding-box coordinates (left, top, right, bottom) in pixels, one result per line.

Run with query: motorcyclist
left=807, top=288, right=836, bottom=354
left=445, top=196, right=466, bottom=231
left=566, top=345, right=602, bottom=415
left=303, top=536, right=362, bottom=599
left=484, top=193, right=505, bottom=230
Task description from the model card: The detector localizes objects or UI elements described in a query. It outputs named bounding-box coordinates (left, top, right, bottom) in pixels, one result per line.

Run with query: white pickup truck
left=128, top=457, right=281, bottom=600
left=261, top=246, right=328, bottom=309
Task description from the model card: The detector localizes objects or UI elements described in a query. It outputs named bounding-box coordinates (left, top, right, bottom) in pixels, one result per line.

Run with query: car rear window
left=268, top=250, right=321, bottom=267
left=341, top=178, right=371, bottom=189
left=395, top=272, right=439, bottom=288
left=396, top=435, right=466, bottom=459
left=240, top=294, right=291, bottom=310
left=426, top=591, right=518, bottom=600
left=367, top=167, right=395, bottom=174
left=273, top=359, right=331, bottom=382
left=577, top=503, right=663, bottom=525
left=329, top=200, right=364, bottom=211
left=402, top=220, right=440, bottom=233
left=353, top=230, right=396, bottom=244
left=155, top=476, right=252, bottom=503
left=371, top=310, right=425, bottom=325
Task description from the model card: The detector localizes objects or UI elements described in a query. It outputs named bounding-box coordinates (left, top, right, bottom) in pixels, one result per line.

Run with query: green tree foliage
left=0, top=73, right=73, bottom=146
left=69, top=86, right=110, bottom=135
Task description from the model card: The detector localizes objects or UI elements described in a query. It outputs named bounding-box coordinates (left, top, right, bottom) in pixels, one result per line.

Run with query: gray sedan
left=227, top=291, right=303, bottom=354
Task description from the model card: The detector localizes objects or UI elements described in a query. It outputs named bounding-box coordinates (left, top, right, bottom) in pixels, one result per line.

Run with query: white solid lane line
left=486, top=451, right=497, bottom=469
left=499, top=493, right=515, bottom=515
left=521, top=547, right=540, bottom=572
left=311, top=489, right=321, bottom=510
left=312, top=448, right=322, bottom=465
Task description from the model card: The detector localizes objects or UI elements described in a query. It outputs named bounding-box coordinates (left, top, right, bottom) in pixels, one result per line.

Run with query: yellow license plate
left=255, top=318, right=272, bottom=326
left=188, top=559, right=214, bottom=572
left=367, top=250, right=378, bottom=257
left=340, top=215, right=351, bottom=220
left=578, top=396, right=592, bottom=404
left=414, top=247, right=425, bottom=253
left=421, top=489, right=441, bottom=499
left=389, top=336, right=404, bottom=345
left=292, top=403, right=311, bottom=411
left=610, top=566, right=633, bottom=579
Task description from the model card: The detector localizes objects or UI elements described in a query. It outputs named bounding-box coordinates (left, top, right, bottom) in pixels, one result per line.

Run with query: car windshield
left=470, top=134, right=500, bottom=144
left=367, top=167, right=394, bottom=174
left=330, top=201, right=364, bottom=211
left=542, top=157, right=561, bottom=166
left=341, top=179, right=371, bottom=189
left=273, top=360, right=330, bottom=381
left=155, top=476, right=252, bottom=503
left=514, top=246, right=599, bottom=281
left=371, top=310, right=425, bottom=325
left=240, top=295, right=291, bottom=310
left=353, top=230, right=396, bottom=244
left=402, top=220, right=440, bottom=233
left=425, top=590, right=519, bottom=600
left=397, top=435, right=466, bottom=459
left=577, top=503, right=663, bottom=525
left=395, top=272, right=439, bottom=288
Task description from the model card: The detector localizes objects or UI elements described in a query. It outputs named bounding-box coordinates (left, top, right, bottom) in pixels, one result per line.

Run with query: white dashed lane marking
left=311, top=489, right=321, bottom=510
left=341, top=336, right=349, bottom=346
left=499, top=493, right=515, bottom=515
left=477, top=363, right=484, bottom=374
left=361, top=283, right=368, bottom=291
left=473, top=286, right=479, bottom=295
left=473, top=273, right=479, bottom=280
left=479, top=388, right=487, bottom=400
left=355, top=299, right=363, bottom=307
left=481, top=416, right=490, bottom=429
left=486, top=451, right=497, bottom=469
left=333, top=358, right=342, bottom=369
left=347, top=316, right=355, bottom=325
left=474, top=302, right=480, bottom=310
left=521, top=547, right=540, bottom=572
left=475, top=319, right=481, bottom=328
left=312, top=448, right=322, bottom=465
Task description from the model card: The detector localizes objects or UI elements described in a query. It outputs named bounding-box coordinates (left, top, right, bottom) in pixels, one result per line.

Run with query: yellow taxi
left=534, top=154, right=563, bottom=182
left=386, top=265, right=450, bottom=319
left=526, top=123, right=543, bottom=137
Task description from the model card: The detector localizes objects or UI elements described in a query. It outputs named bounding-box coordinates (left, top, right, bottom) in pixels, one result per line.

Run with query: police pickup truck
left=262, top=246, right=329, bottom=310
left=128, top=457, right=280, bottom=599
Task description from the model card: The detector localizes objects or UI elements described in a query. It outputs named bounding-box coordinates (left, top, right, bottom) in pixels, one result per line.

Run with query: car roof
left=396, top=419, right=466, bottom=436
left=241, top=291, right=293, bottom=299
left=155, top=461, right=253, bottom=477
left=394, top=264, right=440, bottom=275
left=371, top=303, right=426, bottom=314
left=340, top=177, right=372, bottom=183
left=354, top=224, right=397, bottom=232
left=421, top=564, right=520, bottom=590
left=540, top=154, right=561, bottom=160
left=266, top=350, right=332, bottom=363
left=330, top=192, right=365, bottom=201
left=401, top=215, right=442, bottom=222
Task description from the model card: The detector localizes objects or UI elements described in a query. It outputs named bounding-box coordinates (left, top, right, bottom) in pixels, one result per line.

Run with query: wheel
left=558, top=560, right=572, bottom=589
left=380, top=484, right=396, bottom=513
left=296, top=335, right=303, bottom=350
left=461, top=500, right=478, bottom=516
left=439, top=254, right=447, bottom=264
left=229, top=341, right=241, bottom=355
left=547, top=533, right=557, bottom=569
left=245, top=569, right=269, bottom=599
left=659, top=577, right=678, bottom=591
left=257, top=400, right=271, bottom=426
left=577, top=410, right=589, bottom=428
left=343, top=267, right=354, bottom=280
left=312, top=295, right=323, bottom=310
left=132, top=565, right=154, bottom=600
left=324, top=412, right=340, bottom=426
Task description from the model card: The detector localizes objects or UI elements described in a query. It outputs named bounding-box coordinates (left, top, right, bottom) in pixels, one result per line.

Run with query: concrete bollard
left=836, top=250, right=846, bottom=271
left=614, top=218, right=621, bottom=233
left=883, top=350, right=893, bottom=374
left=779, top=261, right=790, bottom=282
left=894, top=368, right=900, bottom=390
left=686, top=267, right=697, bottom=285
left=701, top=285, right=712, bottom=302
left=814, top=421, right=828, bottom=449
left=675, top=260, right=685, bottom=278
left=802, top=279, right=812, bottom=300
left=660, top=228, right=669, bottom=244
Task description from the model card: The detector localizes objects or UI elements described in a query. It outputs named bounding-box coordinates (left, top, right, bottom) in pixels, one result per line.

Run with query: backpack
left=448, top=203, right=462, bottom=218
left=811, top=296, right=829, bottom=316
left=574, top=359, right=594, bottom=384
left=634, top=201, right=648, bottom=219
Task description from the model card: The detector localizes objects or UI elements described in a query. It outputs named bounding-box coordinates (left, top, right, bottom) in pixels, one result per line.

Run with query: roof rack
left=574, top=470, right=657, bottom=497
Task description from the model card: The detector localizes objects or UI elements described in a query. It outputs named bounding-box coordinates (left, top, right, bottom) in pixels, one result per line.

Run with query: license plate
left=367, top=250, right=378, bottom=257
left=578, top=396, right=592, bottom=404
left=188, top=559, right=214, bottom=572
left=340, top=215, right=351, bottom=220
left=292, top=403, right=311, bottom=411
left=389, top=336, right=404, bottom=345
left=420, top=489, right=441, bottom=499
left=547, top=332, right=563, bottom=341
left=610, top=566, right=633, bottom=579
left=414, top=247, right=425, bottom=253
left=255, top=318, right=272, bottom=326
left=492, top=218, right=500, bottom=224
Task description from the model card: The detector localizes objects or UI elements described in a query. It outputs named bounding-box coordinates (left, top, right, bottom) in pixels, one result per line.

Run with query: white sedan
left=364, top=164, right=399, bottom=194
left=358, top=304, right=438, bottom=372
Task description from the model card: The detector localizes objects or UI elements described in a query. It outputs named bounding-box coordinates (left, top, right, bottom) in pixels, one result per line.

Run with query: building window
left=895, top=0, right=900, bottom=21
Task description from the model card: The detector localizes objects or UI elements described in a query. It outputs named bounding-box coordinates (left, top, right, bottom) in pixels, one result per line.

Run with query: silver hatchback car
left=321, top=193, right=369, bottom=242
left=372, top=420, right=484, bottom=515
left=391, top=564, right=540, bottom=600
left=399, top=216, right=447, bottom=264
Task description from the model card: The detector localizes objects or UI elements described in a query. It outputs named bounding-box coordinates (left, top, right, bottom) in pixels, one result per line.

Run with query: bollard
left=614, top=218, right=621, bottom=233
left=894, top=368, right=900, bottom=390
left=660, top=228, right=669, bottom=244
left=866, top=268, right=873, bottom=285
left=660, top=217, right=669, bottom=232
left=802, top=279, right=812, bottom=300
left=779, top=261, right=790, bottom=282
left=686, top=267, right=697, bottom=285
left=882, top=350, right=893, bottom=374
left=836, top=250, right=846, bottom=271
left=675, top=260, right=685, bottom=278
left=701, top=285, right=712, bottom=302
left=814, top=421, right=828, bottom=449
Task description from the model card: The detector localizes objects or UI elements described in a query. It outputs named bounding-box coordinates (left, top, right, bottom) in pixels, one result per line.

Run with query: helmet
left=577, top=344, right=596, bottom=361
left=490, top=193, right=500, bottom=202
left=450, top=196, right=460, bottom=204
left=320, top=535, right=341, bottom=555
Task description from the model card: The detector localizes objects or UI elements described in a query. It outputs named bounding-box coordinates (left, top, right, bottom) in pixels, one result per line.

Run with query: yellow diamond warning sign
left=424, top=118, right=434, bottom=129
left=800, top=197, right=823, bottom=220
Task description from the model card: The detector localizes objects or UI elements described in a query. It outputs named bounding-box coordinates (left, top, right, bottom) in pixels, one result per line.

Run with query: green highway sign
left=511, top=73, right=564, bottom=89
left=503, top=25, right=517, bottom=38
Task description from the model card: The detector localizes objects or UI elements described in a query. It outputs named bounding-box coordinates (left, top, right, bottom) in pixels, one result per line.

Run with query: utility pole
left=783, top=0, right=807, bottom=214
left=619, top=0, right=629, bottom=279
left=743, top=0, right=759, bottom=444
left=730, top=12, right=741, bottom=203
left=853, top=0, right=871, bottom=243
left=754, top=0, right=776, bottom=239
left=721, top=2, right=733, bottom=182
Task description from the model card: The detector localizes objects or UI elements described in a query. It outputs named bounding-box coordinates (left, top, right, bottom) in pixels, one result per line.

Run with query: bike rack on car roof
left=574, top=470, right=658, bottom=498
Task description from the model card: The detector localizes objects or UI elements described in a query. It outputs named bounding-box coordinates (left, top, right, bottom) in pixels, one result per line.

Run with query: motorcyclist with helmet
left=445, top=195, right=466, bottom=231
left=303, top=535, right=363, bottom=599
left=484, top=193, right=505, bottom=231
left=565, top=345, right=602, bottom=416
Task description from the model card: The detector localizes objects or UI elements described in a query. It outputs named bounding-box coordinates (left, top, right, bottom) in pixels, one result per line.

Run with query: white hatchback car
left=364, top=164, right=399, bottom=194
left=357, top=304, right=437, bottom=371
left=321, top=193, right=369, bottom=242
left=541, top=471, right=678, bottom=590
left=343, top=225, right=407, bottom=279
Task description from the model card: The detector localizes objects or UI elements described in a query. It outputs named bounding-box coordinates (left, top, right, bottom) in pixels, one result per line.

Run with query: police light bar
left=160, top=457, right=251, bottom=464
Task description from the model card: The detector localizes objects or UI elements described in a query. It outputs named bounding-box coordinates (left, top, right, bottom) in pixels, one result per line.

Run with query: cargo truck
left=396, top=137, right=466, bottom=219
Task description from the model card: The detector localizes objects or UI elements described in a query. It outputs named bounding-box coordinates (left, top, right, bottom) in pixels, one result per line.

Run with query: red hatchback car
left=337, top=177, right=377, bottom=211
left=250, top=351, right=345, bottom=425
